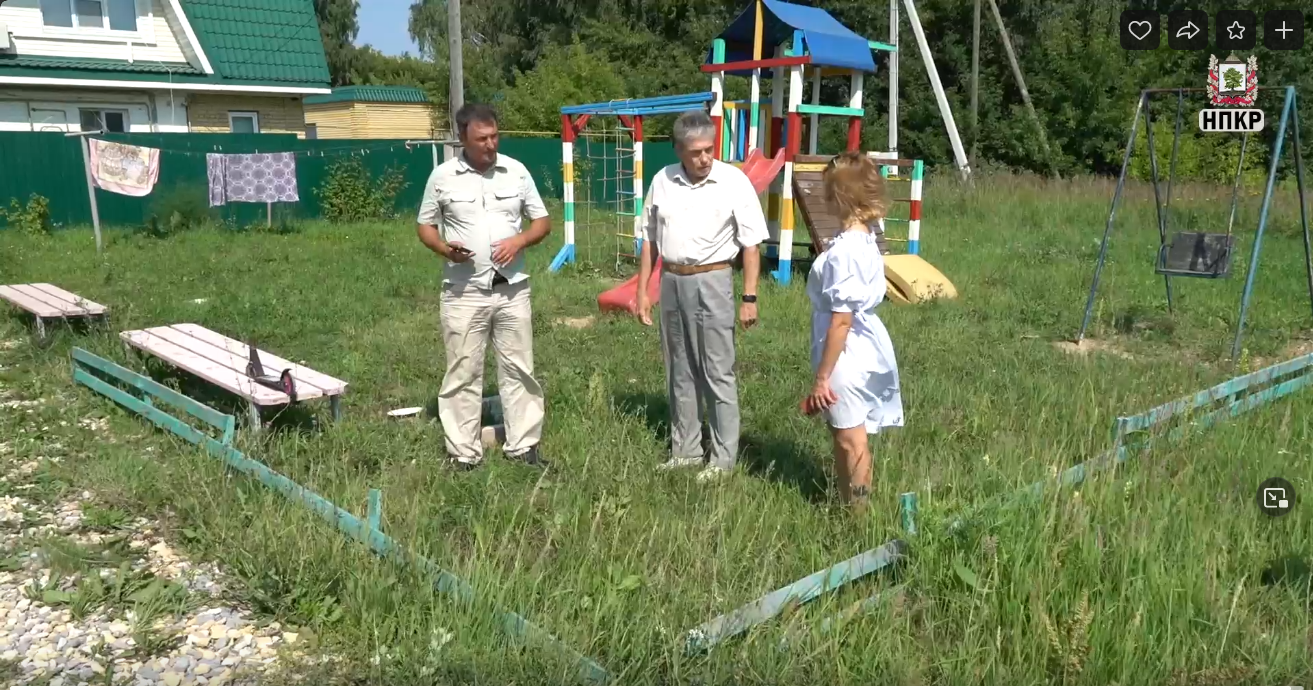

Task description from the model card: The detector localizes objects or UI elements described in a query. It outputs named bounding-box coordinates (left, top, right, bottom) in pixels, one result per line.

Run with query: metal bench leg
left=329, top=395, right=342, bottom=423
left=246, top=400, right=263, bottom=433
left=34, top=317, right=47, bottom=346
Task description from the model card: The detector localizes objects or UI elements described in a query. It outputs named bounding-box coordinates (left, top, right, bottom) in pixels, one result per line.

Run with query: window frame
left=228, top=111, right=261, bottom=134
left=35, top=0, right=154, bottom=44
left=79, top=107, right=130, bottom=133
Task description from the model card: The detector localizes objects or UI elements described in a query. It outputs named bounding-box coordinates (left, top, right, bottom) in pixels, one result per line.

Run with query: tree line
left=314, top=0, right=1313, bottom=179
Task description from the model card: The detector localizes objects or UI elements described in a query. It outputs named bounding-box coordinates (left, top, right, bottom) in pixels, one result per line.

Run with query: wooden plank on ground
left=142, top=326, right=331, bottom=401
left=25, top=284, right=107, bottom=315
left=120, top=329, right=288, bottom=406
left=169, top=324, right=348, bottom=396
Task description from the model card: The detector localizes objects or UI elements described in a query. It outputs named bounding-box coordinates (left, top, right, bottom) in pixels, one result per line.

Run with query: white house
left=0, top=0, right=332, bottom=135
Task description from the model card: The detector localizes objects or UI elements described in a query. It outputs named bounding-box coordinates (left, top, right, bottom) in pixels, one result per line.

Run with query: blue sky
left=355, top=0, right=422, bottom=57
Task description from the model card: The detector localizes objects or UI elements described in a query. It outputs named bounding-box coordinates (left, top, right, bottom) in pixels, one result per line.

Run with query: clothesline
left=89, top=138, right=436, bottom=159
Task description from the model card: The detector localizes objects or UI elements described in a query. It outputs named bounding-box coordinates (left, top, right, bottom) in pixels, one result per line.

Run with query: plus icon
left=1264, top=10, right=1304, bottom=50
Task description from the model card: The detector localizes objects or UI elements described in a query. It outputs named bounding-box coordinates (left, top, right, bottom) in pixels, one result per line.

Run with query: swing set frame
left=1078, top=86, right=1313, bottom=362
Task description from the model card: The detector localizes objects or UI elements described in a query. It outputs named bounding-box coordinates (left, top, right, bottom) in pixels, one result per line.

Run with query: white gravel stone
left=0, top=417, right=310, bottom=686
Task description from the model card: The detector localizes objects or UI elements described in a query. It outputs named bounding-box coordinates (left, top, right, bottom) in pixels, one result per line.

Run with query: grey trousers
left=659, top=267, right=740, bottom=469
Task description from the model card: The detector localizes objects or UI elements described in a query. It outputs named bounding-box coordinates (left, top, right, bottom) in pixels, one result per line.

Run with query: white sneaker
left=658, top=456, right=703, bottom=471
left=696, top=465, right=731, bottom=483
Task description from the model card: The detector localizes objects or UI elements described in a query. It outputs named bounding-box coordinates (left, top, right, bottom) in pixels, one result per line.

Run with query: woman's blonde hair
left=822, top=151, right=889, bottom=227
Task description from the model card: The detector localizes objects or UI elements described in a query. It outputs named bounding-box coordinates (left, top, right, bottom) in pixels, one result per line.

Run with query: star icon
left=1227, top=21, right=1245, bottom=40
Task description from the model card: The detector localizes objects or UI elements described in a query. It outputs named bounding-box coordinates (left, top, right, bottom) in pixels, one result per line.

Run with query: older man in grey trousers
left=634, top=110, right=768, bottom=483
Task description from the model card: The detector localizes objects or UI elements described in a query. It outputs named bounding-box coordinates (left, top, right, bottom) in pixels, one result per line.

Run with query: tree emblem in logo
left=1208, top=54, right=1258, bottom=107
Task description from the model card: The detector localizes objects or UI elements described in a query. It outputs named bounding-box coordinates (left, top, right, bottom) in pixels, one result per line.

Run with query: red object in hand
left=598, top=258, right=663, bottom=314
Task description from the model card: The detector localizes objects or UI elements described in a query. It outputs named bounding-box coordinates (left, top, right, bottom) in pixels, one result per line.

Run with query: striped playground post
left=908, top=159, right=923, bottom=255
left=773, top=31, right=804, bottom=286
left=632, top=117, right=645, bottom=257
left=747, top=0, right=764, bottom=156
left=766, top=45, right=786, bottom=259
left=551, top=114, right=578, bottom=271
left=875, top=156, right=925, bottom=257
left=711, top=39, right=726, bottom=161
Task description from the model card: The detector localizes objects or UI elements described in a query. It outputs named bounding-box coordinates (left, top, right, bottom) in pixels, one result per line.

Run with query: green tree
left=499, top=40, right=628, bottom=132
left=313, top=0, right=361, bottom=86
left=1224, top=67, right=1242, bottom=90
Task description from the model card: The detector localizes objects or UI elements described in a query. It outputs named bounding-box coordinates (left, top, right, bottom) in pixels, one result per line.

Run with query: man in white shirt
left=416, top=103, right=553, bottom=470
left=635, top=109, right=768, bottom=482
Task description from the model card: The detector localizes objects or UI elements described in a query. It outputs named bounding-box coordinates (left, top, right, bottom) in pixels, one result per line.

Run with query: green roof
left=179, top=0, right=331, bottom=86
left=304, top=86, right=430, bottom=105
left=0, top=0, right=331, bottom=90
left=0, top=55, right=204, bottom=75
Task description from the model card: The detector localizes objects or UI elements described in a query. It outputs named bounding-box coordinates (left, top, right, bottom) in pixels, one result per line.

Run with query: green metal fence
left=0, top=132, right=677, bottom=230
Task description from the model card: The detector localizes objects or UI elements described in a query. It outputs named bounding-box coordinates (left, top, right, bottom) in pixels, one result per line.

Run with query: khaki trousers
left=438, top=280, right=544, bottom=460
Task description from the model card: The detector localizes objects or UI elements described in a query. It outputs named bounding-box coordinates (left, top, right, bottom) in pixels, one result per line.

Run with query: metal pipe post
left=1226, top=133, right=1250, bottom=238
left=1233, top=87, right=1296, bottom=361
left=1142, top=95, right=1175, bottom=313
left=1291, top=91, right=1313, bottom=322
left=1078, top=92, right=1145, bottom=342
left=74, top=133, right=103, bottom=254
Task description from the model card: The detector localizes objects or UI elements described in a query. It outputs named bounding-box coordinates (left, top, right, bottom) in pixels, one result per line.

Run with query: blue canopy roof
left=706, top=0, right=876, bottom=77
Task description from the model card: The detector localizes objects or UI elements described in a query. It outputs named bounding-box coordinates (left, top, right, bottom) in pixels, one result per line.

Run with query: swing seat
left=1155, top=232, right=1235, bottom=279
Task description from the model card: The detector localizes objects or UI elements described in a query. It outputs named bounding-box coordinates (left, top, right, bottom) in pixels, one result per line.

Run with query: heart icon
left=1128, top=20, right=1152, bottom=40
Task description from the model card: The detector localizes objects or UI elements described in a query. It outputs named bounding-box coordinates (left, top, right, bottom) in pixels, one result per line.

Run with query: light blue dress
left=805, top=229, right=905, bottom=433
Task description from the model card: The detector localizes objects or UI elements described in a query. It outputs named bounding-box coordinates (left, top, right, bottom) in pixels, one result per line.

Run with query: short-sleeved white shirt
left=806, top=229, right=899, bottom=376
left=417, top=153, right=548, bottom=289
left=638, top=159, right=769, bottom=266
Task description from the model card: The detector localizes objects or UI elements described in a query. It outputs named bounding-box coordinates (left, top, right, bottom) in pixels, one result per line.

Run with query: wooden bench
left=0, top=283, right=108, bottom=342
left=120, top=323, right=348, bottom=431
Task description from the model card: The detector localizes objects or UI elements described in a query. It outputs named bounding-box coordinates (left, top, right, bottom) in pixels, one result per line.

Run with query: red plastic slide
left=596, top=150, right=785, bottom=315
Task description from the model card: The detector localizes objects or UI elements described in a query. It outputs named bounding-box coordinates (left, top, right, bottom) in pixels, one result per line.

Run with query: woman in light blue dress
left=801, top=152, right=904, bottom=512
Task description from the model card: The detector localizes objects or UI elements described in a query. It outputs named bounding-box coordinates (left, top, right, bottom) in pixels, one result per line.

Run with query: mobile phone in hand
left=450, top=245, right=473, bottom=257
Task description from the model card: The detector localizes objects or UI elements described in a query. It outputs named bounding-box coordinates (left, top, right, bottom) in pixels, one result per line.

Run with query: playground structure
left=1078, top=86, right=1313, bottom=361
left=552, top=0, right=959, bottom=312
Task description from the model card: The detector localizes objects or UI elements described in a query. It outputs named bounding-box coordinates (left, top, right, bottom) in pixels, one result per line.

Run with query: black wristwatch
left=741, top=294, right=757, bottom=304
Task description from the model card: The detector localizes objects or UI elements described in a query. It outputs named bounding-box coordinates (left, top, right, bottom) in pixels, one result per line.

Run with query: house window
left=80, top=108, right=128, bottom=133
left=40, top=0, right=139, bottom=33
left=304, top=124, right=318, bottom=140
left=31, top=109, right=70, bottom=132
left=229, top=112, right=260, bottom=134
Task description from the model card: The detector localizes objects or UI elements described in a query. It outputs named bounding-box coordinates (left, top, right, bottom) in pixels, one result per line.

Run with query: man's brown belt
left=665, top=261, right=731, bottom=276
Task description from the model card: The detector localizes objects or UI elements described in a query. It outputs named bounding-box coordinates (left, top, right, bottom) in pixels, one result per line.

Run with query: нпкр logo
left=1200, top=53, right=1263, bottom=133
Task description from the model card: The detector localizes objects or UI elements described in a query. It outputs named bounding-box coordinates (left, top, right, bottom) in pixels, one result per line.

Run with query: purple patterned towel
left=206, top=152, right=300, bottom=206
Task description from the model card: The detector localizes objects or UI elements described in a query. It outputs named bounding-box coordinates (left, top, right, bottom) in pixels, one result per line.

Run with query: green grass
left=0, top=170, right=1310, bottom=684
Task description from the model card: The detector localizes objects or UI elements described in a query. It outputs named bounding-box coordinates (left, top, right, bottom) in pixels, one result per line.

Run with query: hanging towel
left=206, top=153, right=226, bottom=207
left=206, top=152, right=299, bottom=207
left=89, top=139, right=160, bottom=197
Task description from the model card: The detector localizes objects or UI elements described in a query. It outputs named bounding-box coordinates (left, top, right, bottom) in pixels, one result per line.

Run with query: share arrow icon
left=1168, top=12, right=1208, bottom=49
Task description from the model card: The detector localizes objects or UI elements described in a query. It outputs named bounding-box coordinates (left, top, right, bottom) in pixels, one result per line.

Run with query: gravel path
left=0, top=340, right=310, bottom=687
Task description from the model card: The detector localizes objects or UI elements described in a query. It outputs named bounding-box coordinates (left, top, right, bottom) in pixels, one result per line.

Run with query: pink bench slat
left=120, top=329, right=289, bottom=406
left=0, top=284, right=106, bottom=317
left=169, top=323, right=348, bottom=396
left=27, top=284, right=107, bottom=315
left=141, top=326, right=330, bottom=401
left=0, top=285, right=65, bottom=317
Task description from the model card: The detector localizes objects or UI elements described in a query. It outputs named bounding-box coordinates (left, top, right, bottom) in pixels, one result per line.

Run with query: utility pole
left=970, top=0, right=980, bottom=167
left=446, top=0, right=464, bottom=155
